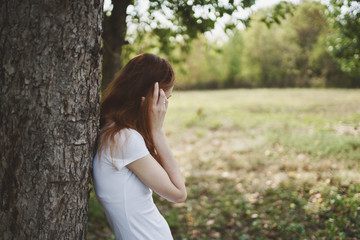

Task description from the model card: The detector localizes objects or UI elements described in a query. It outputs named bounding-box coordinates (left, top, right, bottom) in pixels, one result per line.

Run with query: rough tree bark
left=0, top=0, right=103, bottom=239
left=102, top=0, right=130, bottom=91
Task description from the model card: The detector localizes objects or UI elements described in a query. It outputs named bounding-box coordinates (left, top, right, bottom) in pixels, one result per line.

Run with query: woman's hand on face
left=150, top=82, right=168, bottom=134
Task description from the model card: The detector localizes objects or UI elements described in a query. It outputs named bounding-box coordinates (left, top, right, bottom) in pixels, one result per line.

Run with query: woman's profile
left=92, top=53, right=187, bottom=239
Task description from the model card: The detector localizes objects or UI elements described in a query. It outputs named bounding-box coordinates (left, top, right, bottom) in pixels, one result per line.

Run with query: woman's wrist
left=152, top=128, right=165, bottom=139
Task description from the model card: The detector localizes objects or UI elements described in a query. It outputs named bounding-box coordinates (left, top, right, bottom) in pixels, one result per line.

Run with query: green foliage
left=261, top=1, right=295, bottom=27
left=118, top=0, right=305, bottom=69
left=327, top=0, right=360, bottom=82
left=88, top=89, right=360, bottom=239
left=122, top=0, right=258, bottom=64
left=108, top=0, right=360, bottom=89
left=240, top=11, right=301, bottom=87
left=242, top=1, right=346, bottom=87
left=222, top=31, right=247, bottom=87
left=173, top=36, right=230, bottom=89
left=172, top=1, right=359, bottom=89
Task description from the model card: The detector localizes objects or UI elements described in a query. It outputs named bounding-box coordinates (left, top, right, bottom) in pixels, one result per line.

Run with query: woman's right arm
left=126, top=146, right=187, bottom=203
left=126, top=82, right=187, bottom=203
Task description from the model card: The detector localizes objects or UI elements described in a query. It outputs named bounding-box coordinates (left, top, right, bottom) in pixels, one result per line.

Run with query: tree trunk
left=0, top=1, right=103, bottom=239
left=102, top=0, right=130, bottom=91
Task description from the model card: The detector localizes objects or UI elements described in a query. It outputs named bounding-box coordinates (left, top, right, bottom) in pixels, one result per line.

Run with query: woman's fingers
left=152, top=82, right=168, bottom=110
left=153, top=82, right=159, bottom=105
left=149, top=85, right=168, bottom=133
left=160, top=89, right=169, bottom=109
left=160, top=89, right=166, bottom=103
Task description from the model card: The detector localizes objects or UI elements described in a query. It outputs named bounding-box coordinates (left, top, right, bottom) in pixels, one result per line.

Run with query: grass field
left=88, top=89, right=360, bottom=240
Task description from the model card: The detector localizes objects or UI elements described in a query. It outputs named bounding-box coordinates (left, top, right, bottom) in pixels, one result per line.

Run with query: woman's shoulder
left=117, top=128, right=143, bottom=138
left=114, top=128, right=145, bottom=145
left=114, top=128, right=149, bottom=162
left=121, top=128, right=142, bottom=135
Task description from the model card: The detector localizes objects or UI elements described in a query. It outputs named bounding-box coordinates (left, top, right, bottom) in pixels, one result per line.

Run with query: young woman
left=92, top=53, right=187, bottom=240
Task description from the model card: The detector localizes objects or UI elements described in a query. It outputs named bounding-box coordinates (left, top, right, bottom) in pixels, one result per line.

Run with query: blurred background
left=89, top=0, right=360, bottom=239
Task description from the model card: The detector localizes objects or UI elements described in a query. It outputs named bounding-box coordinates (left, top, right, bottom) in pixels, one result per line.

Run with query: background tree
left=223, top=31, right=245, bottom=87
left=290, top=1, right=329, bottom=87
left=240, top=12, right=300, bottom=88
left=0, top=1, right=103, bottom=239
left=240, top=1, right=353, bottom=87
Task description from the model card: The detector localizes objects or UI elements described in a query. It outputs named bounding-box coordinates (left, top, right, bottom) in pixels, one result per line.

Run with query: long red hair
left=97, top=53, right=175, bottom=161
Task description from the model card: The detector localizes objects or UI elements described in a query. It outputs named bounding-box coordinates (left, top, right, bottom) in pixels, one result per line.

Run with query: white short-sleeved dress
left=92, top=128, right=173, bottom=240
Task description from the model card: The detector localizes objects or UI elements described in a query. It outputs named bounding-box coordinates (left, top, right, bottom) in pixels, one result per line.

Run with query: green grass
left=88, top=89, right=360, bottom=239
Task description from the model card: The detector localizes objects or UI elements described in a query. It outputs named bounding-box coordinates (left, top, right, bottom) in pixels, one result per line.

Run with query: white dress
left=92, top=128, right=173, bottom=240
